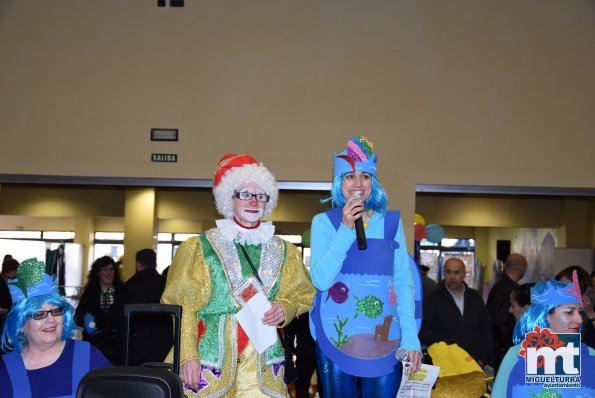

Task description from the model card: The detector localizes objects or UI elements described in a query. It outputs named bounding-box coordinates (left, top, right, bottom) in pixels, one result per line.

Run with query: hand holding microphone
left=352, top=192, right=367, bottom=250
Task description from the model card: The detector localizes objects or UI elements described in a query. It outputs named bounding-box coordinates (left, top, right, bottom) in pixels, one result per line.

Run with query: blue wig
left=322, top=173, right=388, bottom=215
left=1, top=293, right=76, bottom=352
left=512, top=303, right=558, bottom=344
left=512, top=278, right=582, bottom=344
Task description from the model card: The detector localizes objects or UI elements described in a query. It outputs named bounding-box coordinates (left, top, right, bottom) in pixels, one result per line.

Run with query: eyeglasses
left=233, top=191, right=270, bottom=203
left=31, top=307, right=65, bottom=321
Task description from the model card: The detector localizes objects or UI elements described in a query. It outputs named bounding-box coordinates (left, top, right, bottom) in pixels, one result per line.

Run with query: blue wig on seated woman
left=0, top=258, right=111, bottom=398
left=492, top=271, right=595, bottom=397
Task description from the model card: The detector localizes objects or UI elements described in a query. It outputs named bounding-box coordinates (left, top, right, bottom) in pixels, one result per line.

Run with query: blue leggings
left=316, top=344, right=402, bottom=398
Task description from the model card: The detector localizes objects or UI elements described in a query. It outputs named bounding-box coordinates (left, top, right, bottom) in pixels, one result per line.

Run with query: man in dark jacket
left=119, top=248, right=173, bottom=365
left=420, top=257, right=493, bottom=367
left=486, top=253, right=527, bottom=371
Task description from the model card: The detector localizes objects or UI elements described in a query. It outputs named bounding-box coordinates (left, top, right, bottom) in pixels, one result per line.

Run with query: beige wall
left=1, top=2, right=594, bottom=197
left=1, top=1, right=594, bottom=272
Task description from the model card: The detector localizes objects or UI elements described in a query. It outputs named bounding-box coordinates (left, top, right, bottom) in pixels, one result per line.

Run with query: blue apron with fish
left=311, top=209, right=402, bottom=377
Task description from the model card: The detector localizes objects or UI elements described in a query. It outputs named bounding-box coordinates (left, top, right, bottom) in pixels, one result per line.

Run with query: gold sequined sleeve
left=161, top=236, right=212, bottom=366
left=274, top=242, right=315, bottom=326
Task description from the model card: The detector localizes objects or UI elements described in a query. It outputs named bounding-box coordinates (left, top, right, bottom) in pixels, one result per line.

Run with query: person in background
left=161, top=153, right=315, bottom=397
left=0, top=258, right=19, bottom=354
left=0, top=258, right=111, bottom=397
left=1, top=257, right=18, bottom=283
left=117, top=248, right=172, bottom=365
left=420, top=264, right=438, bottom=300
left=486, top=253, right=527, bottom=371
left=508, top=282, right=534, bottom=323
left=492, top=272, right=595, bottom=397
left=309, top=136, right=421, bottom=398
left=555, top=265, right=595, bottom=348
left=161, top=265, right=171, bottom=280
left=285, top=312, right=323, bottom=398
left=421, top=257, right=493, bottom=367
left=74, top=256, right=125, bottom=363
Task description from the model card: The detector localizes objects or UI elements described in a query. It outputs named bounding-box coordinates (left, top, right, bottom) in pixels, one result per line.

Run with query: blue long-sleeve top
left=309, top=211, right=421, bottom=352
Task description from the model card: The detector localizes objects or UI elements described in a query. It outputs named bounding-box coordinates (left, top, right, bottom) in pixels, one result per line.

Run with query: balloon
left=301, top=229, right=311, bottom=247
left=426, top=224, right=445, bottom=244
left=414, top=223, right=427, bottom=241
left=414, top=213, right=426, bottom=226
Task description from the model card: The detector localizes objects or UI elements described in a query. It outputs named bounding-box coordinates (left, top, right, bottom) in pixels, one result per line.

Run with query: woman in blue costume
left=309, top=136, right=422, bottom=398
left=492, top=271, right=595, bottom=397
left=0, top=258, right=111, bottom=398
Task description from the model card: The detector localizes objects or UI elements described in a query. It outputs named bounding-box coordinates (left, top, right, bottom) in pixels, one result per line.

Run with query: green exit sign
left=151, top=153, right=178, bottom=163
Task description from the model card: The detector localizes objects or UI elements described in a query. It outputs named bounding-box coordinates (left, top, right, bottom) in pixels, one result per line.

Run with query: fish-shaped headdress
left=530, top=270, right=583, bottom=309
left=7, top=257, right=58, bottom=303
left=333, top=136, right=377, bottom=178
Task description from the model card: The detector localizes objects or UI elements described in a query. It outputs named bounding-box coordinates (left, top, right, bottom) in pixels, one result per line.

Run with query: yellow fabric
left=161, top=233, right=315, bottom=397
left=183, top=341, right=289, bottom=398
left=427, top=342, right=483, bottom=377
left=162, top=237, right=211, bottom=366
left=274, top=241, right=317, bottom=327
left=235, top=343, right=289, bottom=398
left=431, top=371, right=487, bottom=398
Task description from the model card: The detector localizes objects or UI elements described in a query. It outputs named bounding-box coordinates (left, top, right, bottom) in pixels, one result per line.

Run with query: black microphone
left=355, top=217, right=367, bottom=250
left=353, top=193, right=367, bottom=250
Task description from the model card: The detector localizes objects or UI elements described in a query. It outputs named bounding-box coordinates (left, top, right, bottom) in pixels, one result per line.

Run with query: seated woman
left=492, top=271, right=595, bottom=397
left=0, top=258, right=111, bottom=398
left=555, top=265, right=595, bottom=348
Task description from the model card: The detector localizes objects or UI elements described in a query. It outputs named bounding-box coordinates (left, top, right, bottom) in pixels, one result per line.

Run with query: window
left=0, top=231, right=42, bottom=239
left=420, top=239, right=476, bottom=286
left=0, top=230, right=75, bottom=245
left=156, top=233, right=197, bottom=273
left=0, top=230, right=75, bottom=271
left=93, top=232, right=124, bottom=262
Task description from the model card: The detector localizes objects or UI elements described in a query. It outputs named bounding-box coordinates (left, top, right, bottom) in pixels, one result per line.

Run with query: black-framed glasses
left=233, top=191, right=270, bottom=203
left=32, top=307, right=65, bottom=321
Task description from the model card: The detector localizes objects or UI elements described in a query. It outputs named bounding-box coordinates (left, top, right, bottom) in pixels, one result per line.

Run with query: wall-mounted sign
left=151, top=128, right=178, bottom=141
left=151, top=153, right=178, bottom=163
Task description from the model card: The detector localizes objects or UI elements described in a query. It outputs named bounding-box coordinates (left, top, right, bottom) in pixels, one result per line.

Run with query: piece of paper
left=234, top=291, right=278, bottom=354
left=396, top=363, right=440, bottom=398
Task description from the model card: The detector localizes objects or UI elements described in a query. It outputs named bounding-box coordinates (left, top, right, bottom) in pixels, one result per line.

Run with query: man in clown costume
left=161, top=154, right=315, bottom=397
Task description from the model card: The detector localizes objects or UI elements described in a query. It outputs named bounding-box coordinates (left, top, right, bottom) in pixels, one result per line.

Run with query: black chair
left=76, top=366, right=184, bottom=398
left=76, top=304, right=184, bottom=398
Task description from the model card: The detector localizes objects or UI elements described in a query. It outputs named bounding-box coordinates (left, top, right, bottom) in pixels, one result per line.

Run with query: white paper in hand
left=234, top=291, right=278, bottom=354
left=396, top=363, right=440, bottom=398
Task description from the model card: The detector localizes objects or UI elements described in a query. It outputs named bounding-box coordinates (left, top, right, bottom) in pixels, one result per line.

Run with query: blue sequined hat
left=530, top=270, right=582, bottom=309
left=7, top=257, right=59, bottom=303
left=333, top=136, right=377, bottom=178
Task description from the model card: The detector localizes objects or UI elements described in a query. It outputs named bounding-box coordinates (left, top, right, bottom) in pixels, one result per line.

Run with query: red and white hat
left=213, top=154, right=278, bottom=219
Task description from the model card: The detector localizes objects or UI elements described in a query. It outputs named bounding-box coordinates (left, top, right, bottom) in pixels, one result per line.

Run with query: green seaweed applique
left=330, top=315, right=351, bottom=349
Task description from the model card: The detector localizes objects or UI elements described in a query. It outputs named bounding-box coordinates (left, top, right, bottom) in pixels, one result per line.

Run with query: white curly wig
left=213, top=162, right=278, bottom=219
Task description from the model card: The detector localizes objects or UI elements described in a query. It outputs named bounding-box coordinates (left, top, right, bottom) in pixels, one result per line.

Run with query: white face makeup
left=232, top=182, right=267, bottom=227
left=546, top=304, right=583, bottom=334
left=239, top=207, right=264, bottom=223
